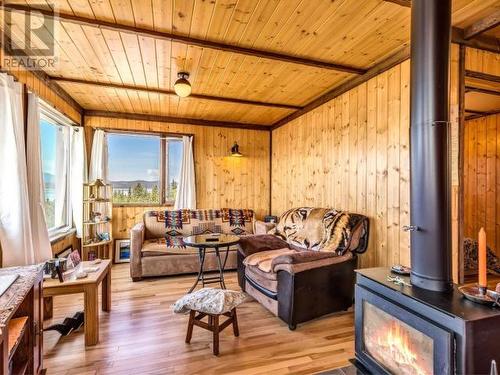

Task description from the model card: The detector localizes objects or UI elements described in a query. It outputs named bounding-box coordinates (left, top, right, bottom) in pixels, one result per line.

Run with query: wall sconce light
left=231, top=142, right=243, bottom=157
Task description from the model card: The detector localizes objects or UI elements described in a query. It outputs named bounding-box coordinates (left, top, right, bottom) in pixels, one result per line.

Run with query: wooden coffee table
left=43, top=260, right=111, bottom=346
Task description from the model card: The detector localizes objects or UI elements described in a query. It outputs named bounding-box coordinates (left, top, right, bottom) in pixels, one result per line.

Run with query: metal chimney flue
left=409, top=0, right=453, bottom=292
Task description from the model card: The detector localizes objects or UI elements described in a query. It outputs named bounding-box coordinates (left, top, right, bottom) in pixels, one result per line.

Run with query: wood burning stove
left=355, top=280, right=452, bottom=374
left=354, top=268, right=500, bottom=374
left=352, top=0, right=500, bottom=374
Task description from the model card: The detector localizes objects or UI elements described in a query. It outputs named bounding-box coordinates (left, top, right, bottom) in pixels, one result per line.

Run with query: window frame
left=39, top=101, right=77, bottom=238
left=105, top=130, right=188, bottom=207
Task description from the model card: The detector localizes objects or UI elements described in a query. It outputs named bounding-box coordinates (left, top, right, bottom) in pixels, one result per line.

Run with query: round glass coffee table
left=183, top=233, right=240, bottom=293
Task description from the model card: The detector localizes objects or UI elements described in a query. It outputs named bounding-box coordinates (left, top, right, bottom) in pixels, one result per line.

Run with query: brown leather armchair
left=237, top=207, right=369, bottom=330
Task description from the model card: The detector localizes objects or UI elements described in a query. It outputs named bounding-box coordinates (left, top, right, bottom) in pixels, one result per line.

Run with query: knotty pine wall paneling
left=464, top=114, right=500, bottom=257
left=272, top=61, right=411, bottom=269
left=272, top=54, right=461, bottom=275
left=85, top=116, right=270, bottom=239
left=463, top=48, right=500, bottom=256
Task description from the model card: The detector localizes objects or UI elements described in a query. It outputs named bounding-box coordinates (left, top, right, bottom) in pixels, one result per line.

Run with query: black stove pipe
left=409, top=0, right=453, bottom=292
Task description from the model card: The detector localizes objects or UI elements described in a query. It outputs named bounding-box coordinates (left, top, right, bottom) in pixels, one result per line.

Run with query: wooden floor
left=43, top=264, right=355, bottom=375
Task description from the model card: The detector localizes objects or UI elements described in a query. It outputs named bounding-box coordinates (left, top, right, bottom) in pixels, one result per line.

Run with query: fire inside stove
left=363, top=301, right=433, bottom=375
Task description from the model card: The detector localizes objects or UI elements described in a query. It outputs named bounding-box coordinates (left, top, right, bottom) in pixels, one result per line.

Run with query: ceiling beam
left=465, top=70, right=500, bottom=83
left=465, top=86, right=500, bottom=97
left=464, top=10, right=500, bottom=39
left=466, top=109, right=500, bottom=121
left=383, top=0, right=411, bottom=7
left=84, top=110, right=271, bottom=131
left=1, top=4, right=366, bottom=75
left=51, top=77, right=301, bottom=110
left=272, top=45, right=411, bottom=130
left=465, top=109, right=488, bottom=115
left=451, top=28, right=500, bottom=54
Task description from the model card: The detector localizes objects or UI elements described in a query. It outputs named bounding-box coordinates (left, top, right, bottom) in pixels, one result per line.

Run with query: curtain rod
left=90, top=126, right=194, bottom=138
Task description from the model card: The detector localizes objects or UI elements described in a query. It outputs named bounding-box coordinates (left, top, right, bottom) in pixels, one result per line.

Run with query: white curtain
left=89, top=129, right=108, bottom=183
left=70, top=128, right=87, bottom=238
left=26, top=94, right=52, bottom=263
left=0, top=73, right=35, bottom=266
left=174, top=136, right=196, bottom=209
left=54, top=125, right=70, bottom=227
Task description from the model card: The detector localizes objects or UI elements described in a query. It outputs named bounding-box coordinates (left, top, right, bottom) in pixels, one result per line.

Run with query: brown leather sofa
left=237, top=207, right=369, bottom=330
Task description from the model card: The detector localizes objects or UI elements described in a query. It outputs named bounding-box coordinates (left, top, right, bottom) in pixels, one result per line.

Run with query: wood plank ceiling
left=1, top=0, right=499, bottom=127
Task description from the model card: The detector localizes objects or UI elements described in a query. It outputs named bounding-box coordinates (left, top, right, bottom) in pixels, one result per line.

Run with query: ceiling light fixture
left=231, top=142, right=243, bottom=157
left=174, top=72, right=192, bottom=97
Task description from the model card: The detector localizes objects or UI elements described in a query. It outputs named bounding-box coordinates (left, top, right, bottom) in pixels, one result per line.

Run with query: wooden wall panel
left=85, top=116, right=270, bottom=239
left=464, top=114, right=500, bottom=256
left=272, top=60, right=411, bottom=269
left=272, top=49, right=461, bottom=275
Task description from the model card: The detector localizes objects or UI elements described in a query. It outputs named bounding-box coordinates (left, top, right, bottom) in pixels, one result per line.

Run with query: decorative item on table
left=114, top=239, right=131, bottom=263
left=83, top=266, right=99, bottom=273
left=391, top=264, right=411, bottom=275
left=88, top=251, right=97, bottom=261
left=68, top=249, right=81, bottom=268
left=44, top=259, right=58, bottom=276
left=75, top=271, right=88, bottom=279
left=387, top=275, right=412, bottom=287
left=98, top=232, right=110, bottom=241
left=56, top=245, right=73, bottom=259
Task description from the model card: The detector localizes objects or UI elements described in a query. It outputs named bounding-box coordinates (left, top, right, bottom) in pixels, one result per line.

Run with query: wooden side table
left=183, top=234, right=240, bottom=293
left=185, top=308, right=239, bottom=356
left=43, top=260, right=111, bottom=346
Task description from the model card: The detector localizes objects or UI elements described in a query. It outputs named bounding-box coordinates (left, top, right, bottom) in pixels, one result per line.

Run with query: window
left=107, top=132, right=183, bottom=205
left=39, top=105, right=73, bottom=235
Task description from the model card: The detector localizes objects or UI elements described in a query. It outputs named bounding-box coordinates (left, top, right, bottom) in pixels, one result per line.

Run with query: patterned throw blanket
left=272, top=207, right=368, bottom=255
left=463, top=237, right=500, bottom=275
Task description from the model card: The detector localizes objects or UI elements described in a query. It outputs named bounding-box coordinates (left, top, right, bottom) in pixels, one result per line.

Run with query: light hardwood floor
left=43, top=264, right=355, bottom=375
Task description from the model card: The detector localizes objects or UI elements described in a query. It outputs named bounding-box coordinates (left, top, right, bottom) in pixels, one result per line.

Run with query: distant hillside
left=110, top=180, right=159, bottom=189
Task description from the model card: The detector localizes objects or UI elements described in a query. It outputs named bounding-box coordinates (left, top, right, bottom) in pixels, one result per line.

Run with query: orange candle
left=478, top=228, right=487, bottom=288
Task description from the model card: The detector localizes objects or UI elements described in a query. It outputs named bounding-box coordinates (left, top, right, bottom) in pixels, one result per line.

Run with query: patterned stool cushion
left=172, top=288, right=248, bottom=315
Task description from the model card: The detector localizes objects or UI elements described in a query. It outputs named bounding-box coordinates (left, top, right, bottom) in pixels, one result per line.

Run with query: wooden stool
left=185, top=308, right=239, bottom=355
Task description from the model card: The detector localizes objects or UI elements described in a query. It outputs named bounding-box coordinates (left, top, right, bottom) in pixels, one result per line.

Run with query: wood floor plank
left=43, top=264, right=354, bottom=375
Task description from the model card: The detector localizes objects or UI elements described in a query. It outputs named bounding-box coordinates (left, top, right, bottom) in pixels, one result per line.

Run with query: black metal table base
left=189, top=246, right=230, bottom=293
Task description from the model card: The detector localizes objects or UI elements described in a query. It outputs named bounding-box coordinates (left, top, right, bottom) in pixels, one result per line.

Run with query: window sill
left=49, top=227, right=76, bottom=244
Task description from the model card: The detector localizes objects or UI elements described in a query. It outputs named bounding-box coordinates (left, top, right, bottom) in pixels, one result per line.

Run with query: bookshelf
left=82, top=179, right=113, bottom=260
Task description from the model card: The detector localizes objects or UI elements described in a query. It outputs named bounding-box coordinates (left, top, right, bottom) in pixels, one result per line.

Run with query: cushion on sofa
left=143, top=208, right=255, bottom=240
left=243, top=248, right=297, bottom=273
left=141, top=238, right=240, bottom=257
left=245, top=264, right=278, bottom=292
left=238, top=234, right=289, bottom=257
